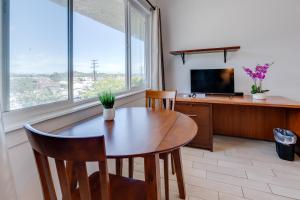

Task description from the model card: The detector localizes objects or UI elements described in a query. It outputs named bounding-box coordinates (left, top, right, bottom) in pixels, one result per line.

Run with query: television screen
left=191, top=68, right=234, bottom=93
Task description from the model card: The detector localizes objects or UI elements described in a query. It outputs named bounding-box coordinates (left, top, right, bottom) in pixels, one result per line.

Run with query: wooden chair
left=24, top=124, right=146, bottom=200
left=129, top=90, right=177, bottom=200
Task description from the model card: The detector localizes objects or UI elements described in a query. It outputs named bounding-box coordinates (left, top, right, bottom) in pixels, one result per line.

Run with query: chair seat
left=72, top=172, right=147, bottom=200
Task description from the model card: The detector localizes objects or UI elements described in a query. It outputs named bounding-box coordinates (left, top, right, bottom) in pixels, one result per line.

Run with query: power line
left=90, top=59, right=99, bottom=82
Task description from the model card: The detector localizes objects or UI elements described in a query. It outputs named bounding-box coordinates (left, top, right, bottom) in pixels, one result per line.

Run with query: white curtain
left=0, top=104, right=17, bottom=200
left=151, top=7, right=165, bottom=90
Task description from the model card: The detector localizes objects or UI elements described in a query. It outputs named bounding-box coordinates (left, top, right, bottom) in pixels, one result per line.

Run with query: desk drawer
left=188, top=125, right=211, bottom=149
left=175, top=102, right=213, bottom=150
left=175, top=103, right=210, bottom=126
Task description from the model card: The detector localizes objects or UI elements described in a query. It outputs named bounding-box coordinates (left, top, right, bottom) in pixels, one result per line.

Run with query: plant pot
left=103, top=108, right=115, bottom=121
left=252, top=93, right=266, bottom=100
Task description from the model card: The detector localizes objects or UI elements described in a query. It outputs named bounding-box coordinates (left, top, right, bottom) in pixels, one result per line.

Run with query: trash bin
left=273, top=128, right=297, bottom=161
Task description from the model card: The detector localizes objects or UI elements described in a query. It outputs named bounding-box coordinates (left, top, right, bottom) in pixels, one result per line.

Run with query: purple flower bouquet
left=243, top=63, right=273, bottom=99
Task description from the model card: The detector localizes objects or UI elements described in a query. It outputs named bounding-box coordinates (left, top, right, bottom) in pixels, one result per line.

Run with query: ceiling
left=51, top=0, right=125, bottom=32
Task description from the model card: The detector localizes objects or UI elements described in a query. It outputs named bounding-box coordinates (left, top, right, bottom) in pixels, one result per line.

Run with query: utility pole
left=90, top=59, right=99, bottom=82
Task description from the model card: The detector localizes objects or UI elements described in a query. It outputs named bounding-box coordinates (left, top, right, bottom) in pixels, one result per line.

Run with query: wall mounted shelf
left=170, top=46, right=241, bottom=64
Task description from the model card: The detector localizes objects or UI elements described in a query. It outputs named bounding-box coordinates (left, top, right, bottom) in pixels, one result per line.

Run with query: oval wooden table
left=55, top=107, right=197, bottom=200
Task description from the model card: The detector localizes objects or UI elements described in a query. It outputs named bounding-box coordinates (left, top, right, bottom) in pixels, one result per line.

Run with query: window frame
left=1, top=0, right=152, bottom=113
left=2, top=0, right=10, bottom=111
left=128, top=0, right=151, bottom=91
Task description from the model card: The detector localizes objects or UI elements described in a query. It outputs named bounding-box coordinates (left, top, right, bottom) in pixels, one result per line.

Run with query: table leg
left=172, top=148, right=186, bottom=199
left=144, top=154, right=161, bottom=200
left=115, top=158, right=123, bottom=176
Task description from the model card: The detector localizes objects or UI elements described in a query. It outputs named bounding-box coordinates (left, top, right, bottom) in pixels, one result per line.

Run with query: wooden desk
left=55, top=107, right=197, bottom=200
left=175, top=95, right=300, bottom=156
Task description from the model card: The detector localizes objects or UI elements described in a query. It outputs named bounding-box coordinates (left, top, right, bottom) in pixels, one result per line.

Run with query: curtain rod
left=145, top=0, right=156, bottom=10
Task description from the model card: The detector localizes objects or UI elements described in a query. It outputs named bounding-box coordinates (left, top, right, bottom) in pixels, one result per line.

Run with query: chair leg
left=172, top=148, right=186, bottom=199
left=128, top=157, right=134, bottom=178
left=171, top=154, right=176, bottom=175
left=115, top=158, right=123, bottom=176
left=163, top=155, right=169, bottom=200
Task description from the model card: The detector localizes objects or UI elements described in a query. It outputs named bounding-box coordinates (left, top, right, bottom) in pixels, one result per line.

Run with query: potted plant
left=99, top=91, right=115, bottom=120
left=243, top=63, right=273, bottom=100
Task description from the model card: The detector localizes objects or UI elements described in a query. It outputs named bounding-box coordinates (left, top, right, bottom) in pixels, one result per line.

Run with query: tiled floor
left=108, top=135, right=300, bottom=200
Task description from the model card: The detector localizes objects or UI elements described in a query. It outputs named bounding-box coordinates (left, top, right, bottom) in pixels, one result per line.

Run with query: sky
left=10, top=0, right=145, bottom=75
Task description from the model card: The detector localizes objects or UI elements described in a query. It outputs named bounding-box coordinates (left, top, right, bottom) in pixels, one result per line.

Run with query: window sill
left=3, top=89, right=146, bottom=133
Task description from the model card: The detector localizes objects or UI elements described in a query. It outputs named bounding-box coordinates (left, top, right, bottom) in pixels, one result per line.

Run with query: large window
left=3, top=0, right=151, bottom=111
left=8, top=0, right=69, bottom=110
left=130, top=3, right=148, bottom=89
left=73, top=0, right=126, bottom=100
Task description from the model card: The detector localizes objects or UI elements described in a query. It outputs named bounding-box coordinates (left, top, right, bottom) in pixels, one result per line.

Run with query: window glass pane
left=9, top=0, right=69, bottom=110
left=73, top=0, right=126, bottom=101
left=130, top=6, right=147, bottom=88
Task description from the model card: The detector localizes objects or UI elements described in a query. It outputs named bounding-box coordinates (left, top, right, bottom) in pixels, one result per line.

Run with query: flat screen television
left=191, top=68, right=234, bottom=94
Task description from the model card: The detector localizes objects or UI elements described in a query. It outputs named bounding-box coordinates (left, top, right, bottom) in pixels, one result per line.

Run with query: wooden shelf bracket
left=224, top=49, right=227, bottom=63
left=180, top=53, right=185, bottom=64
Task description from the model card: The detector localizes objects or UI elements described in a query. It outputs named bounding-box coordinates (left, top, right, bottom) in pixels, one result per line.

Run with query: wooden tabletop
left=176, top=95, right=300, bottom=109
left=55, top=107, right=198, bottom=158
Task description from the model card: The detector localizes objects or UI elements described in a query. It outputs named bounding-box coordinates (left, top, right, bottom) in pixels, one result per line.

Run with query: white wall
left=158, top=0, right=300, bottom=100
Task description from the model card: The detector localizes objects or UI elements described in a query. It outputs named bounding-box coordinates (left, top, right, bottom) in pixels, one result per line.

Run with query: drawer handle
left=187, top=114, right=197, bottom=117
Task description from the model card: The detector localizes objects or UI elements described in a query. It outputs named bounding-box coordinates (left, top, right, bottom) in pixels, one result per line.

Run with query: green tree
left=81, top=76, right=125, bottom=98
left=49, top=72, right=67, bottom=82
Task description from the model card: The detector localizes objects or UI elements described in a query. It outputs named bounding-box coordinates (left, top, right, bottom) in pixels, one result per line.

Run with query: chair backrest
left=24, top=124, right=110, bottom=200
left=145, top=90, right=177, bottom=110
